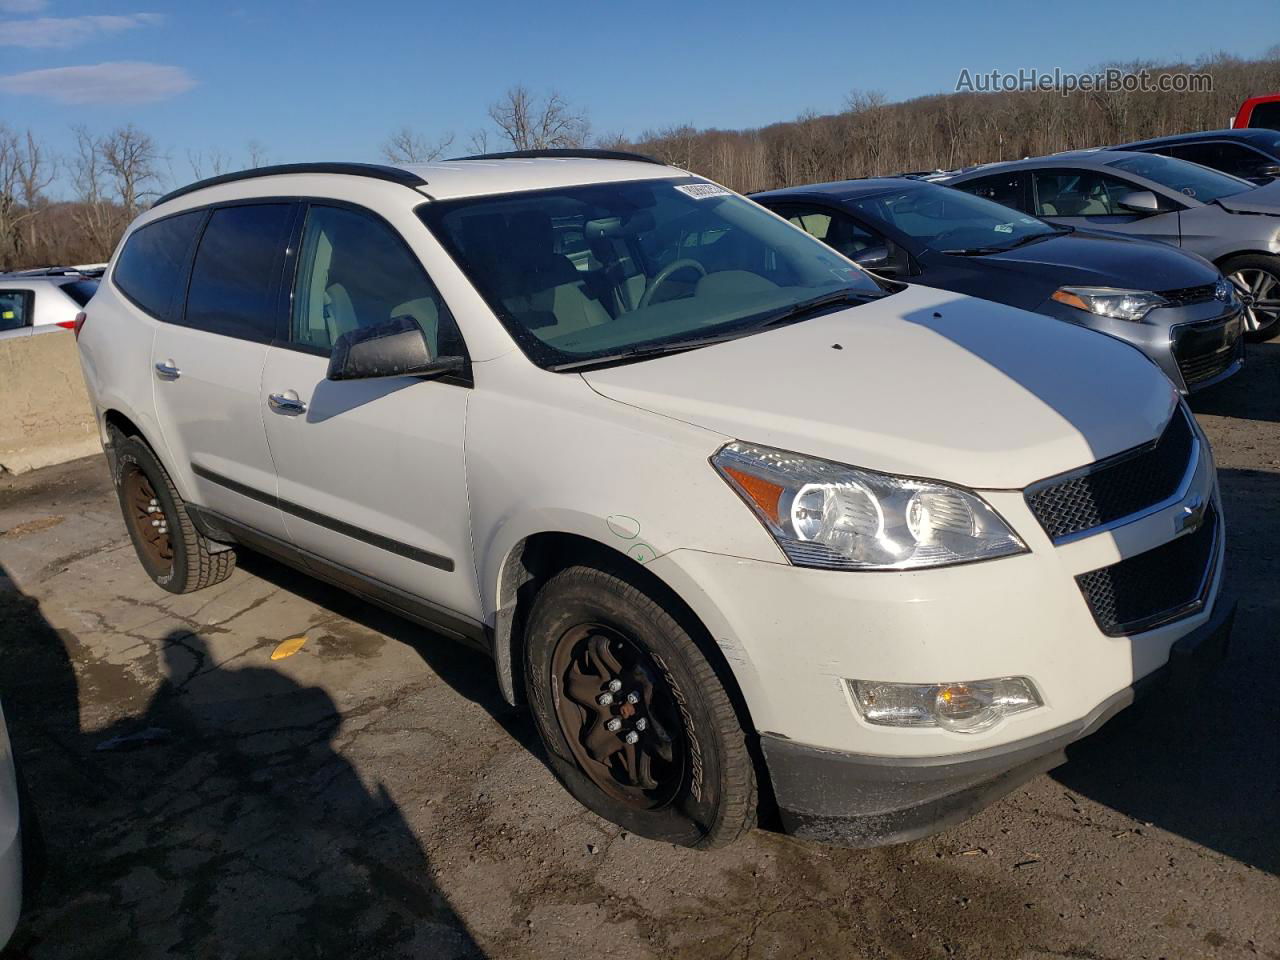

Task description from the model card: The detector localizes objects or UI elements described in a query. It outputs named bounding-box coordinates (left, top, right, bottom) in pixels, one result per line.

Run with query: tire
left=1222, top=254, right=1280, bottom=340
left=109, top=429, right=236, bottom=594
left=523, top=564, right=756, bottom=848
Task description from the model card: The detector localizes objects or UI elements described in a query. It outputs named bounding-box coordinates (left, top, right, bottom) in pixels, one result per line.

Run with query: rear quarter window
left=58, top=279, right=99, bottom=307
left=113, top=211, right=205, bottom=320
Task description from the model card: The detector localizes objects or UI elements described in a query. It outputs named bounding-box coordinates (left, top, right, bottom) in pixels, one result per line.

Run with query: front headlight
left=711, top=442, right=1026, bottom=570
left=1051, top=286, right=1167, bottom=322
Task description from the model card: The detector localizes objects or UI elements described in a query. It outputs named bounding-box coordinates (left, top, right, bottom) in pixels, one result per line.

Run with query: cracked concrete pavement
left=1, top=342, right=1278, bottom=960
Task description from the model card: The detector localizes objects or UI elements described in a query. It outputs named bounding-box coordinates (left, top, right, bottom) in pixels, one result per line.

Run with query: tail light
left=73, top=312, right=87, bottom=340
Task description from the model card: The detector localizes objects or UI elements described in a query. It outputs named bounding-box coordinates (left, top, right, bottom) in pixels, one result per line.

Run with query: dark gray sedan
left=753, top=178, right=1243, bottom=394
left=934, top=150, right=1280, bottom=337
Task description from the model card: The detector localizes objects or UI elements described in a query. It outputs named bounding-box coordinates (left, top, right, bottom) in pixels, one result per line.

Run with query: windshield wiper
left=547, top=289, right=884, bottom=373
left=747, top=288, right=887, bottom=329
left=942, top=228, right=1071, bottom=256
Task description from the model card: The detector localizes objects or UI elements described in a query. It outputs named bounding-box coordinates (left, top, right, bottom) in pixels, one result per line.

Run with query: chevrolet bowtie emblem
left=1176, top=493, right=1208, bottom=535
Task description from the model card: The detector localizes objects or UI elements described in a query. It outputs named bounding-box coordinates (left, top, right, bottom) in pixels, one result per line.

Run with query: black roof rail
left=447, top=148, right=664, bottom=165
left=154, top=162, right=429, bottom=207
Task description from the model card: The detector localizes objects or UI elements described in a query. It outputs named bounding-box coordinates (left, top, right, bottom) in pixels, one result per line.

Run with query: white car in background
left=0, top=700, right=20, bottom=948
left=0, top=272, right=99, bottom=342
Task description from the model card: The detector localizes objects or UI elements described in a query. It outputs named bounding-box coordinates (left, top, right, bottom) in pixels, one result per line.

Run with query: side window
left=1033, top=170, right=1136, bottom=216
left=1170, top=142, right=1273, bottom=180
left=113, top=211, right=204, bottom=320
left=955, top=172, right=1026, bottom=211
left=1248, top=101, right=1280, bottom=129
left=290, top=204, right=462, bottom=358
left=784, top=206, right=884, bottom=259
left=181, top=204, right=294, bottom=342
left=0, top=290, right=33, bottom=331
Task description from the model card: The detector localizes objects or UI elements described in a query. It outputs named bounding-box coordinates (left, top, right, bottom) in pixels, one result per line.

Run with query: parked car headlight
left=1051, top=286, right=1167, bottom=321
left=711, top=442, right=1026, bottom=570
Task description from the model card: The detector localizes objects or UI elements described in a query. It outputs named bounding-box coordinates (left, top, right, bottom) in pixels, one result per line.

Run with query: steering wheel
left=638, top=258, right=708, bottom=309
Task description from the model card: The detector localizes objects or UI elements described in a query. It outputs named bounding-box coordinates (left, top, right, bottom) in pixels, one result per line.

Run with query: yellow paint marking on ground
left=270, top=635, right=308, bottom=660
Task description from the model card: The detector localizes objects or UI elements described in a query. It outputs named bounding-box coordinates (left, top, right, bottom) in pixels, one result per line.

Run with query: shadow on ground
left=0, top=565, right=484, bottom=959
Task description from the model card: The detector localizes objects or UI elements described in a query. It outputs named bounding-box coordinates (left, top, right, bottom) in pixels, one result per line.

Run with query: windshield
left=848, top=184, right=1059, bottom=253
left=1106, top=152, right=1252, bottom=202
left=419, top=177, right=885, bottom=368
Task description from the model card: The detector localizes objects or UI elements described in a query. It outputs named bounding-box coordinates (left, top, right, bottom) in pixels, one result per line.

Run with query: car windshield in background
left=848, top=185, right=1061, bottom=254
left=1106, top=152, right=1253, bottom=202
left=420, top=177, right=886, bottom=369
left=59, top=279, right=99, bottom=307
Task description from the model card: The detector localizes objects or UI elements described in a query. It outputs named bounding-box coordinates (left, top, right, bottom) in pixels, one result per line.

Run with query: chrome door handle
left=268, top=390, right=307, bottom=415
left=154, top=359, right=181, bottom=380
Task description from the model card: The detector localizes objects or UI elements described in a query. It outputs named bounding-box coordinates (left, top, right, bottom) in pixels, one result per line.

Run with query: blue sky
left=1, top=0, right=1277, bottom=195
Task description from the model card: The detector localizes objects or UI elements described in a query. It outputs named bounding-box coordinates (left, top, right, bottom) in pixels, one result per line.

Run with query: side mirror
left=1116, top=190, right=1161, bottom=215
left=851, top=244, right=893, bottom=271
left=327, top=316, right=464, bottom=381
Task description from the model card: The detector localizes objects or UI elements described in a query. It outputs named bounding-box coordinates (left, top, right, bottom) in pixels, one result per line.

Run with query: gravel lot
left=1, top=342, right=1277, bottom=960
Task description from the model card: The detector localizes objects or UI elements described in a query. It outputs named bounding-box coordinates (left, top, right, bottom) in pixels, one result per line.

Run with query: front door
left=150, top=202, right=296, bottom=540
left=1031, top=169, right=1183, bottom=246
left=259, top=202, right=479, bottom=621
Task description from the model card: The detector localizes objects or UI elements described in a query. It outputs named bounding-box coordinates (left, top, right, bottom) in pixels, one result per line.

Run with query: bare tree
left=14, top=129, right=55, bottom=256
left=246, top=140, right=269, bottom=169
left=488, top=86, right=590, bottom=150
left=98, top=125, right=161, bottom=220
left=187, top=147, right=231, bottom=180
left=467, top=129, right=491, bottom=154
left=381, top=127, right=455, bottom=164
left=69, top=125, right=119, bottom=260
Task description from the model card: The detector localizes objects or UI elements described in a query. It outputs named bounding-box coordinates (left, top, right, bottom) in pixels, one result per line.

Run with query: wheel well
left=492, top=532, right=779, bottom=822
left=103, top=409, right=144, bottom=443
left=1215, top=251, right=1279, bottom=270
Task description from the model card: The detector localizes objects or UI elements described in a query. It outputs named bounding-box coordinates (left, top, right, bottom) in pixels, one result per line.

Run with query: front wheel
left=1223, top=254, right=1280, bottom=340
left=523, top=565, right=756, bottom=848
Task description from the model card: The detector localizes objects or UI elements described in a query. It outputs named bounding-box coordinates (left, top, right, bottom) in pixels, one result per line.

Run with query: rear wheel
left=523, top=565, right=756, bottom=848
left=1223, top=254, right=1280, bottom=339
left=110, top=430, right=236, bottom=593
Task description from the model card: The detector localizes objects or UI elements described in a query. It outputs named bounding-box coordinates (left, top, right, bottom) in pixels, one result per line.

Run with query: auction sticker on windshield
left=675, top=182, right=733, bottom=200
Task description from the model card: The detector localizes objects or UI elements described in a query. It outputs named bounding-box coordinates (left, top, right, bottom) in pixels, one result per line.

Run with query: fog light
left=848, top=677, right=1041, bottom=733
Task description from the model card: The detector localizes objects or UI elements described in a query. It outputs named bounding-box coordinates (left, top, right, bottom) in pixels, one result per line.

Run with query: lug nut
left=607, top=679, right=622, bottom=692
left=625, top=692, right=640, bottom=705
left=634, top=718, right=647, bottom=731
left=596, top=692, right=614, bottom=706
left=623, top=731, right=640, bottom=744
left=605, top=718, right=622, bottom=732
left=152, top=519, right=161, bottom=527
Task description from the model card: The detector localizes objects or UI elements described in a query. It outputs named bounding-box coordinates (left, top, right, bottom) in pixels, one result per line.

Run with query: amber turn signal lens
left=722, top=466, right=784, bottom=525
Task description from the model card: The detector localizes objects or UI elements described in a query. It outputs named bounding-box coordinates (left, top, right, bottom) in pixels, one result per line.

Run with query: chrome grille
left=1075, top=503, right=1218, bottom=636
left=1025, top=408, right=1195, bottom=543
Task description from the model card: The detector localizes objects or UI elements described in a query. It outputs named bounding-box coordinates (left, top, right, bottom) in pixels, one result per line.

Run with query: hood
left=980, top=229, right=1218, bottom=291
left=582, top=284, right=1177, bottom=490
left=1213, top=178, right=1280, bottom=214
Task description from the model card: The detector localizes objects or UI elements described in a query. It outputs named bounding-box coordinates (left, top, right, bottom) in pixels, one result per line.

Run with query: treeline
left=629, top=52, right=1280, bottom=192
left=3, top=51, right=1279, bottom=272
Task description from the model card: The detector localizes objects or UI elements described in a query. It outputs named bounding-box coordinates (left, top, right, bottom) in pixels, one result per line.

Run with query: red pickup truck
left=1234, top=95, right=1280, bottom=130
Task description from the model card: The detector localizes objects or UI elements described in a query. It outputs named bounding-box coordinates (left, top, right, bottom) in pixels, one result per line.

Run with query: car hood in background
left=975, top=230, right=1219, bottom=290
left=1213, top=178, right=1280, bottom=214
left=582, top=284, right=1176, bottom=490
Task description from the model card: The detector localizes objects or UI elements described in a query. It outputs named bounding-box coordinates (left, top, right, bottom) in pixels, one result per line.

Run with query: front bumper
left=760, top=597, right=1234, bottom=847
left=1038, top=299, right=1243, bottom=395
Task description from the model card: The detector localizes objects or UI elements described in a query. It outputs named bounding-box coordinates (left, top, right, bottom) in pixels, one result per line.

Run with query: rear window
left=113, top=211, right=204, bottom=320
left=180, top=203, right=293, bottom=342
left=58, top=279, right=99, bottom=307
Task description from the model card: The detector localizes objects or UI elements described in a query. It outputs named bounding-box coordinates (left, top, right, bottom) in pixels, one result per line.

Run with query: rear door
left=1030, top=168, right=1183, bottom=246
left=259, top=202, right=479, bottom=622
left=150, top=202, right=296, bottom=539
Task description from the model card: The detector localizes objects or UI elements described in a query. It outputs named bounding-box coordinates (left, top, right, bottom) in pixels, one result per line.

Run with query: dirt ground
left=1, top=342, right=1277, bottom=960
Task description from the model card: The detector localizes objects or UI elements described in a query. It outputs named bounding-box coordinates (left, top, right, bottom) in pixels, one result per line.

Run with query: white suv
left=77, top=152, right=1232, bottom=848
